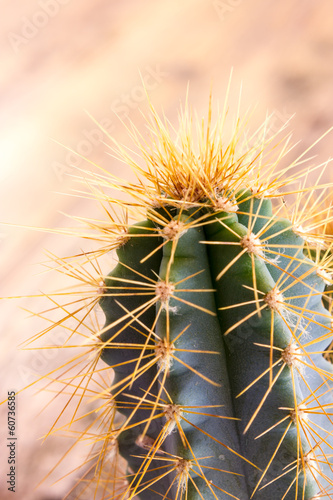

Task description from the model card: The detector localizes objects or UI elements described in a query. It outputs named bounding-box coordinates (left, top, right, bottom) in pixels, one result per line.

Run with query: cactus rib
left=21, top=95, right=333, bottom=500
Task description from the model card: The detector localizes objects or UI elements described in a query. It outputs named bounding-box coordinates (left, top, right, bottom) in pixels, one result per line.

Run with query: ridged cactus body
left=156, top=216, right=249, bottom=499
left=99, top=189, right=333, bottom=498
left=23, top=98, right=333, bottom=500
left=99, top=220, right=172, bottom=495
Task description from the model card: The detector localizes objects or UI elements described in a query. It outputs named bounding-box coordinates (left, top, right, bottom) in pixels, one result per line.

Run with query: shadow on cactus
left=22, top=95, right=333, bottom=499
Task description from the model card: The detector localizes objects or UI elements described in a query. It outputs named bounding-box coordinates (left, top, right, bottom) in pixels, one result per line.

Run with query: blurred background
left=1, top=0, right=333, bottom=498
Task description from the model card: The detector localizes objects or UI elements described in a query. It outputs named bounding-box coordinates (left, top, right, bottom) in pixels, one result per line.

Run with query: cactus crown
left=21, top=95, right=333, bottom=499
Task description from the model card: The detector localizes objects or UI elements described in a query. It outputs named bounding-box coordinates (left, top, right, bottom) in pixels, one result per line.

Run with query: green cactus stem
left=24, top=97, right=333, bottom=500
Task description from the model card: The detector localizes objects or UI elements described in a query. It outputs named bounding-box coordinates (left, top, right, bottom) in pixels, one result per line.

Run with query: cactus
left=23, top=97, right=333, bottom=499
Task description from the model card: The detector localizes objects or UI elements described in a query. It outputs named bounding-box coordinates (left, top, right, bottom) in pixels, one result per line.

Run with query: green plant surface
left=17, top=97, right=333, bottom=500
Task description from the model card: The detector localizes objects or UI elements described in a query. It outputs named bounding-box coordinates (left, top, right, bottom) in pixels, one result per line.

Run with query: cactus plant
left=22, top=96, right=333, bottom=499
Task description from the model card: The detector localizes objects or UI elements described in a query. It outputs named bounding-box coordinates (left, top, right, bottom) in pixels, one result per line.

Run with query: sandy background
left=1, top=1, right=333, bottom=499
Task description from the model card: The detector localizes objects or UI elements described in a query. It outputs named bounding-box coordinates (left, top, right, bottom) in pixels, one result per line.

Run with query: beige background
left=1, top=1, right=333, bottom=499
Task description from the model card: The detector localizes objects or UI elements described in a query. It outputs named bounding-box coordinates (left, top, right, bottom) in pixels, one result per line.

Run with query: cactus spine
left=26, top=98, right=333, bottom=499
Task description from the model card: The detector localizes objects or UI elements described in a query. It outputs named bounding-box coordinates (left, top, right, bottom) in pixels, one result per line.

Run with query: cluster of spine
left=97, top=192, right=333, bottom=500
left=23, top=99, right=333, bottom=499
